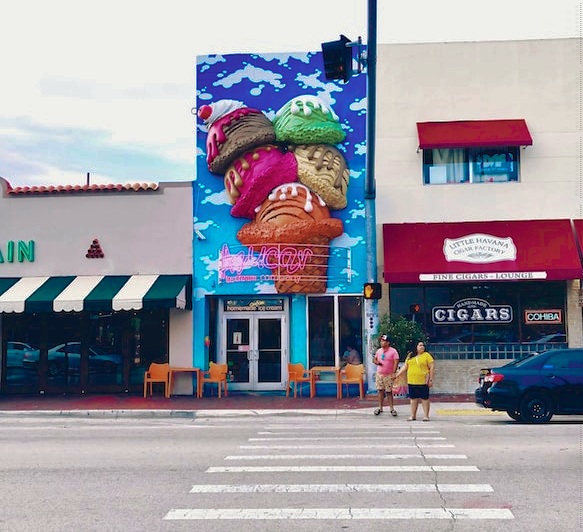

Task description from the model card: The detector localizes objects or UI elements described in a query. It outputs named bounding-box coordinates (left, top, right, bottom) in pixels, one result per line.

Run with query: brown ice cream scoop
left=291, top=144, right=349, bottom=210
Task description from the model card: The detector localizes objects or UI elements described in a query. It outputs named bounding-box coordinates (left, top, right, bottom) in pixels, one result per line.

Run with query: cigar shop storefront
left=383, top=219, right=583, bottom=359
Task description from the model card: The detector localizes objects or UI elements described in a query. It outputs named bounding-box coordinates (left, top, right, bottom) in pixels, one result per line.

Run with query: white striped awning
left=0, top=275, right=191, bottom=314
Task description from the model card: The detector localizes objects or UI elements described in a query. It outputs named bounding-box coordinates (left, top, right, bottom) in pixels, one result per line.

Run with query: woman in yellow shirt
left=395, top=340, right=435, bottom=421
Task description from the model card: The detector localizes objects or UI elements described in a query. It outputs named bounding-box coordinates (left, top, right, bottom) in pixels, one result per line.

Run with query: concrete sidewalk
left=0, top=392, right=482, bottom=418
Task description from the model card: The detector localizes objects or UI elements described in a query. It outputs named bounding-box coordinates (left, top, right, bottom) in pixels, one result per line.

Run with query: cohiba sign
left=432, top=298, right=513, bottom=324
left=524, top=309, right=562, bottom=324
left=443, top=233, right=516, bottom=263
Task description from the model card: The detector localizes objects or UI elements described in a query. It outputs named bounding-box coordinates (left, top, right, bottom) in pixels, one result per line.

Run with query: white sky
left=0, top=0, right=578, bottom=186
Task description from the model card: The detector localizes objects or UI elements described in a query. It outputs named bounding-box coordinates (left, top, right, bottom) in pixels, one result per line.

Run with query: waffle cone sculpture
left=237, top=183, right=343, bottom=293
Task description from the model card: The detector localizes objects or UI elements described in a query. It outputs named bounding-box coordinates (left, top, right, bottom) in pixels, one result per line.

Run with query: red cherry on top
left=198, top=105, right=212, bottom=120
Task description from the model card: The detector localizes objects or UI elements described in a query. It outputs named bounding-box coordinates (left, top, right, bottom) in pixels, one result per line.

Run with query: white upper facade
left=0, top=179, right=193, bottom=277
left=375, top=38, right=578, bottom=225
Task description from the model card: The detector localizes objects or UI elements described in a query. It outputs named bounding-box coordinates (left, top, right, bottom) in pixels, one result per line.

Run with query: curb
left=0, top=403, right=487, bottom=419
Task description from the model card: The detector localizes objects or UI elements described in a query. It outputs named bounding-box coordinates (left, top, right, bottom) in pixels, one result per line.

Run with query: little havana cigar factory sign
left=432, top=298, right=513, bottom=324
left=443, top=233, right=516, bottom=263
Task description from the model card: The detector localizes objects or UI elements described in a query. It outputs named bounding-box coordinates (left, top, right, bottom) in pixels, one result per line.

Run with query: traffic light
left=321, top=35, right=352, bottom=82
left=410, top=303, right=421, bottom=313
left=363, top=282, right=382, bottom=300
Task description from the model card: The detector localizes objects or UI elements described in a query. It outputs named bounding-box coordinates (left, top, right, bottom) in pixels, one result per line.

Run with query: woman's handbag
left=392, top=362, right=408, bottom=397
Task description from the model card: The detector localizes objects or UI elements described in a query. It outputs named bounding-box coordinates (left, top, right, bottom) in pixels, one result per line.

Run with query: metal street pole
left=364, top=0, right=379, bottom=392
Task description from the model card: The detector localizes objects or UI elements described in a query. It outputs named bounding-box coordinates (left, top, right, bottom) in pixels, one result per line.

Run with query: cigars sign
left=432, top=298, right=513, bottom=324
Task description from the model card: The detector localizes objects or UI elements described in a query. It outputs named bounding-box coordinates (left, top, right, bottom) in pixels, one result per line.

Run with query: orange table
left=310, top=366, right=342, bottom=399
left=168, top=367, right=201, bottom=398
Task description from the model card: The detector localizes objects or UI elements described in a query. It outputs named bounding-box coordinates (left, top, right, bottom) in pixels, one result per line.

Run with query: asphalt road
left=0, top=409, right=581, bottom=531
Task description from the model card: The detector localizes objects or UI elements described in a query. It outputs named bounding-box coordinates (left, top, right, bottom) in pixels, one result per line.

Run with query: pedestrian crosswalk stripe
left=249, top=436, right=446, bottom=441
left=189, top=484, right=494, bottom=493
left=240, top=443, right=455, bottom=449
left=164, top=508, right=513, bottom=520
left=207, top=465, right=479, bottom=473
left=224, top=454, right=467, bottom=460
left=259, top=427, right=441, bottom=431
left=257, top=430, right=440, bottom=435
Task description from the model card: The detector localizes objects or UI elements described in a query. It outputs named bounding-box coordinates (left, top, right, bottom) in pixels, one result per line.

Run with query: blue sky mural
left=194, top=51, right=367, bottom=300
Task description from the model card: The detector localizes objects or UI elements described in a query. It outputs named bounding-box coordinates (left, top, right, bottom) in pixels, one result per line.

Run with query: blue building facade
left=193, top=50, right=368, bottom=392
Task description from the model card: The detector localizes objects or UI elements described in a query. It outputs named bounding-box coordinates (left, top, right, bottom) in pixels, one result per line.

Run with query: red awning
left=416, top=119, right=533, bottom=149
left=571, top=220, right=583, bottom=259
left=383, top=220, right=582, bottom=283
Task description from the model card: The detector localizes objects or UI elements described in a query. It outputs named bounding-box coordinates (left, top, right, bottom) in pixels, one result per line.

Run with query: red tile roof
left=7, top=182, right=159, bottom=195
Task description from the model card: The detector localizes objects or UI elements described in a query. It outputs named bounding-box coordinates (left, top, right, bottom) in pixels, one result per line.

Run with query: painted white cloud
left=213, top=64, right=285, bottom=90
left=332, top=232, right=364, bottom=248
left=202, top=189, right=231, bottom=206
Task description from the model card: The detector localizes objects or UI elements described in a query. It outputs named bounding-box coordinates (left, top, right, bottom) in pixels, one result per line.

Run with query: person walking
left=395, top=340, right=435, bottom=421
left=372, top=334, right=399, bottom=416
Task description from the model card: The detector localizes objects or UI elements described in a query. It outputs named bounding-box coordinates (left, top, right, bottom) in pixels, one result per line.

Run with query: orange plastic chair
left=143, top=362, right=170, bottom=398
left=201, top=362, right=228, bottom=398
left=341, top=363, right=365, bottom=398
left=287, top=363, right=311, bottom=397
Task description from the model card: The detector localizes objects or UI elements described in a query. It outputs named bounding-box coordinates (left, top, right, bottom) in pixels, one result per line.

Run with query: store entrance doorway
left=219, top=298, right=288, bottom=391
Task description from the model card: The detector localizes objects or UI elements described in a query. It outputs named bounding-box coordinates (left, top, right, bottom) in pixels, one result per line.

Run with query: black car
left=475, top=348, right=583, bottom=423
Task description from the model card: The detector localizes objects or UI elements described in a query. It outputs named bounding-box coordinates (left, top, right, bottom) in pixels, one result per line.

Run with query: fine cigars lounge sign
left=432, top=298, right=513, bottom=324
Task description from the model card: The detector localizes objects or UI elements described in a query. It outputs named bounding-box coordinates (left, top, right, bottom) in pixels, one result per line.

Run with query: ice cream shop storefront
left=192, top=50, right=368, bottom=392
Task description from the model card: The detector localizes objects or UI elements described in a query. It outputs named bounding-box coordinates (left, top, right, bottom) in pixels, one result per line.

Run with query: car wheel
left=507, top=409, right=523, bottom=421
left=520, top=392, right=554, bottom=423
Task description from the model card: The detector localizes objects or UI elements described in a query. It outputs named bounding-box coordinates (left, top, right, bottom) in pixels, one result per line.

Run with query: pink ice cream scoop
left=224, top=144, right=298, bottom=219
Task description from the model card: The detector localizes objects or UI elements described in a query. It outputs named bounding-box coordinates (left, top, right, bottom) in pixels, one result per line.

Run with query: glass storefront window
left=308, top=295, right=363, bottom=367
left=390, top=281, right=567, bottom=345
left=2, top=310, right=168, bottom=393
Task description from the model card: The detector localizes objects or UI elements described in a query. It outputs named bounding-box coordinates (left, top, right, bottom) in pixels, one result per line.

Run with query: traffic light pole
left=364, top=0, right=379, bottom=394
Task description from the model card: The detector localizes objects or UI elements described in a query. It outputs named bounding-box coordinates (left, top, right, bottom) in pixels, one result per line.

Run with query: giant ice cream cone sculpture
left=198, top=95, right=350, bottom=294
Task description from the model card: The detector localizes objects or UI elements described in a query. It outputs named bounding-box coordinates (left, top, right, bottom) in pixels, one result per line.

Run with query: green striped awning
left=0, top=275, right=191, bottom=314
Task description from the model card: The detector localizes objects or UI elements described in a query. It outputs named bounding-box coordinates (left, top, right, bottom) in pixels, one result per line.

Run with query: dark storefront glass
left=2, top=310, right=168, bottom=394
left=308, top=297, right=335, bottom=366
left=390, top=281, right=567, bottom=345
left=308, top=295, right=363, bottom=367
